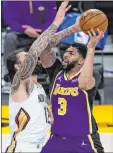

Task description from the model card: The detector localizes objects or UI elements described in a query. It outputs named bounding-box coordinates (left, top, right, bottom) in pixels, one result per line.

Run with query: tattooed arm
left=50, top=23, right=80, bottom=48
left=11, top=2, right=71, bottom=95
left=11, top=24, right=58, bottom=95
left=20, top=24, right=58, bottom=80
left=40, top=22, right=80, bottom=68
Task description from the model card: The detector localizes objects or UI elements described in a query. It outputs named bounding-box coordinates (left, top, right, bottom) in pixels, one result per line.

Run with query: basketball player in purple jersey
left=35, top=3, right=104, bottom=153
left=41, top=32, right=104, bottom=153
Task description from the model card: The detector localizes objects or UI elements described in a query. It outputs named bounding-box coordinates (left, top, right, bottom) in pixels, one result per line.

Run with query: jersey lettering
left=53, top=84, right=79, bottom=96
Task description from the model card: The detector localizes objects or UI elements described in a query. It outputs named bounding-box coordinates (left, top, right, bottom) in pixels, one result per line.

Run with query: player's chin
left=61, top=65, right=67, bottom=71
left=62, top=61, right=68, bottom=67
left=62, top=60, right=69, bottom=66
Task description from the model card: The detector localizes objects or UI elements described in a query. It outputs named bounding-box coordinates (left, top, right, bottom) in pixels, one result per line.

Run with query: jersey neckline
left=64, top=69, right=81, bottom=81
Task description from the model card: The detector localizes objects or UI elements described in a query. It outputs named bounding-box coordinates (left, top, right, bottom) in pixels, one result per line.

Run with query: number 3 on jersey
left=58, top=98, right=67, bottom=115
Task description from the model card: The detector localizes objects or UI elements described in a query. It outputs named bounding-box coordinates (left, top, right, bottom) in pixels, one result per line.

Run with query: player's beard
left=61, top=60, right=79, bottom=72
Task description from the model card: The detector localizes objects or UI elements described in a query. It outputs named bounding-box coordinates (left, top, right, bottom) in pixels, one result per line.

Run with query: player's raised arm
left=11, top=1, right=71, bottom=94
left=78, top=29, right=104, bottom=90
left=40, top=18, right=81, bottom=68
left=49, top=19, right=81, bottom=48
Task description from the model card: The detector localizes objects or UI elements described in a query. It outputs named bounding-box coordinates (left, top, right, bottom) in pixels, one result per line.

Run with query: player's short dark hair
left=71, top=42, right=88, bottom=59
left=4, top=47, right=29, bottom=83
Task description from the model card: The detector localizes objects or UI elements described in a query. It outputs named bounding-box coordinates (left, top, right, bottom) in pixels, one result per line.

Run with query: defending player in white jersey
left=4, top=2, right=72, bottom=152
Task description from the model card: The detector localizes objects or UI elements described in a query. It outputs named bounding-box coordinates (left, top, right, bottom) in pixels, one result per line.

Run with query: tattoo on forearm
left=11, top=24, right=57, bottom=94
left=41, top=28, right=73, bottom=65
left=21, top=24, right=57, bottom=79
left=29, top=24, right=58, bottom=55
left=49, top=27, right=73, bottom=48
left=24, top=24, right=57, bottom=79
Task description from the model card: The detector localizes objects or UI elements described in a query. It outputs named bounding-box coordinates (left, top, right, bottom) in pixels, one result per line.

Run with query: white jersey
left=6, top=84, right=49, bottom=152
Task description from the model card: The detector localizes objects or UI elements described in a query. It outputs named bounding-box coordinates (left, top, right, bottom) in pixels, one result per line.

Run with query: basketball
left=79, top=9, right=108, bottom=34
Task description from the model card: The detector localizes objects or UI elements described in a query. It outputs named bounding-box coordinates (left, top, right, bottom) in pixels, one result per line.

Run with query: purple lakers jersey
left=50, top=70, right=92, bottom=137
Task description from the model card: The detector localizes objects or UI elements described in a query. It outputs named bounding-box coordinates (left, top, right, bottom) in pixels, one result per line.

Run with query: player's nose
left=63, top=52, right=69, bottom=58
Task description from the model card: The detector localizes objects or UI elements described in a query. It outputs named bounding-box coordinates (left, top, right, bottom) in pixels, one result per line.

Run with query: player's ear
left=78, top=58, right=84, bottom=65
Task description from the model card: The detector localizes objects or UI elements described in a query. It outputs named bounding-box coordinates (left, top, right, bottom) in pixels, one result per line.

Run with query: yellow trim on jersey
left=64, top=69, right=81, bottom=80
left=82, top=89, right=92, bottom=134
left=6, top=137, right=16, bottom=153
left=48, top=105, right=52, bottom=111
left=64, top=72, right=67, bottom=80
left=88, top=135, right=97, bottom=153
left=6, top=108, right=30, bottom=153
left=50, top=70, right=63, bottom=103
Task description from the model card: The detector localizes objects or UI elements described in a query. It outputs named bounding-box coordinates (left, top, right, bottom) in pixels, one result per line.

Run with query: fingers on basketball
left=97, top=29, right=104, bottom=40
left=87, top=27, right=105, bottom=38
left=88, top=29, right=96, bottom=37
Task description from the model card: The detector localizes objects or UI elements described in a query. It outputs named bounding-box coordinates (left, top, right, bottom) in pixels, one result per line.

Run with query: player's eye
left=69, top=52, right=74, bottom=56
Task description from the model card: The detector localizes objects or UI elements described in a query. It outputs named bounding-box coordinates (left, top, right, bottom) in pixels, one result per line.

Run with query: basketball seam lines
left=82, top=13, right=103, bottom=29
left=81, top=13, right=103, bottom=27
left=83, top=19, right=107, bottom=31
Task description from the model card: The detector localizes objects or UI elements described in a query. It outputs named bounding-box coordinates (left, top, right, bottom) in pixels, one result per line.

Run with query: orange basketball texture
left=79, top=9, right=108, bottom=34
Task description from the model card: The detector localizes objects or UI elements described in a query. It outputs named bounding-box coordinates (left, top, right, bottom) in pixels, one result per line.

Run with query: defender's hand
left=53, top=1, right=71, bottom=27
left=71, top=18, right=81, bottom=33
left=87, top=29, right=104, bottom=50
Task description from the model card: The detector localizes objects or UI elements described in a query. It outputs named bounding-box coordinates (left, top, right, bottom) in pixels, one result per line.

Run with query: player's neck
left=66, top=65, right=82, bottom=80
left=31, top=75, right=38, bottom=84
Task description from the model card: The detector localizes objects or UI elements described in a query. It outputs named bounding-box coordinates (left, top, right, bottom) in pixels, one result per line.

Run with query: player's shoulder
left=35, top=83, right=43, bottom=89
left=35, top=83, right=46, bottom=92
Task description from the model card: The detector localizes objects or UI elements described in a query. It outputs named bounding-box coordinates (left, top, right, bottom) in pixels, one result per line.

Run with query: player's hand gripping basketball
left=87, top=29, right=104, bottom=50
left=53, top=1, right=71, bottom=27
